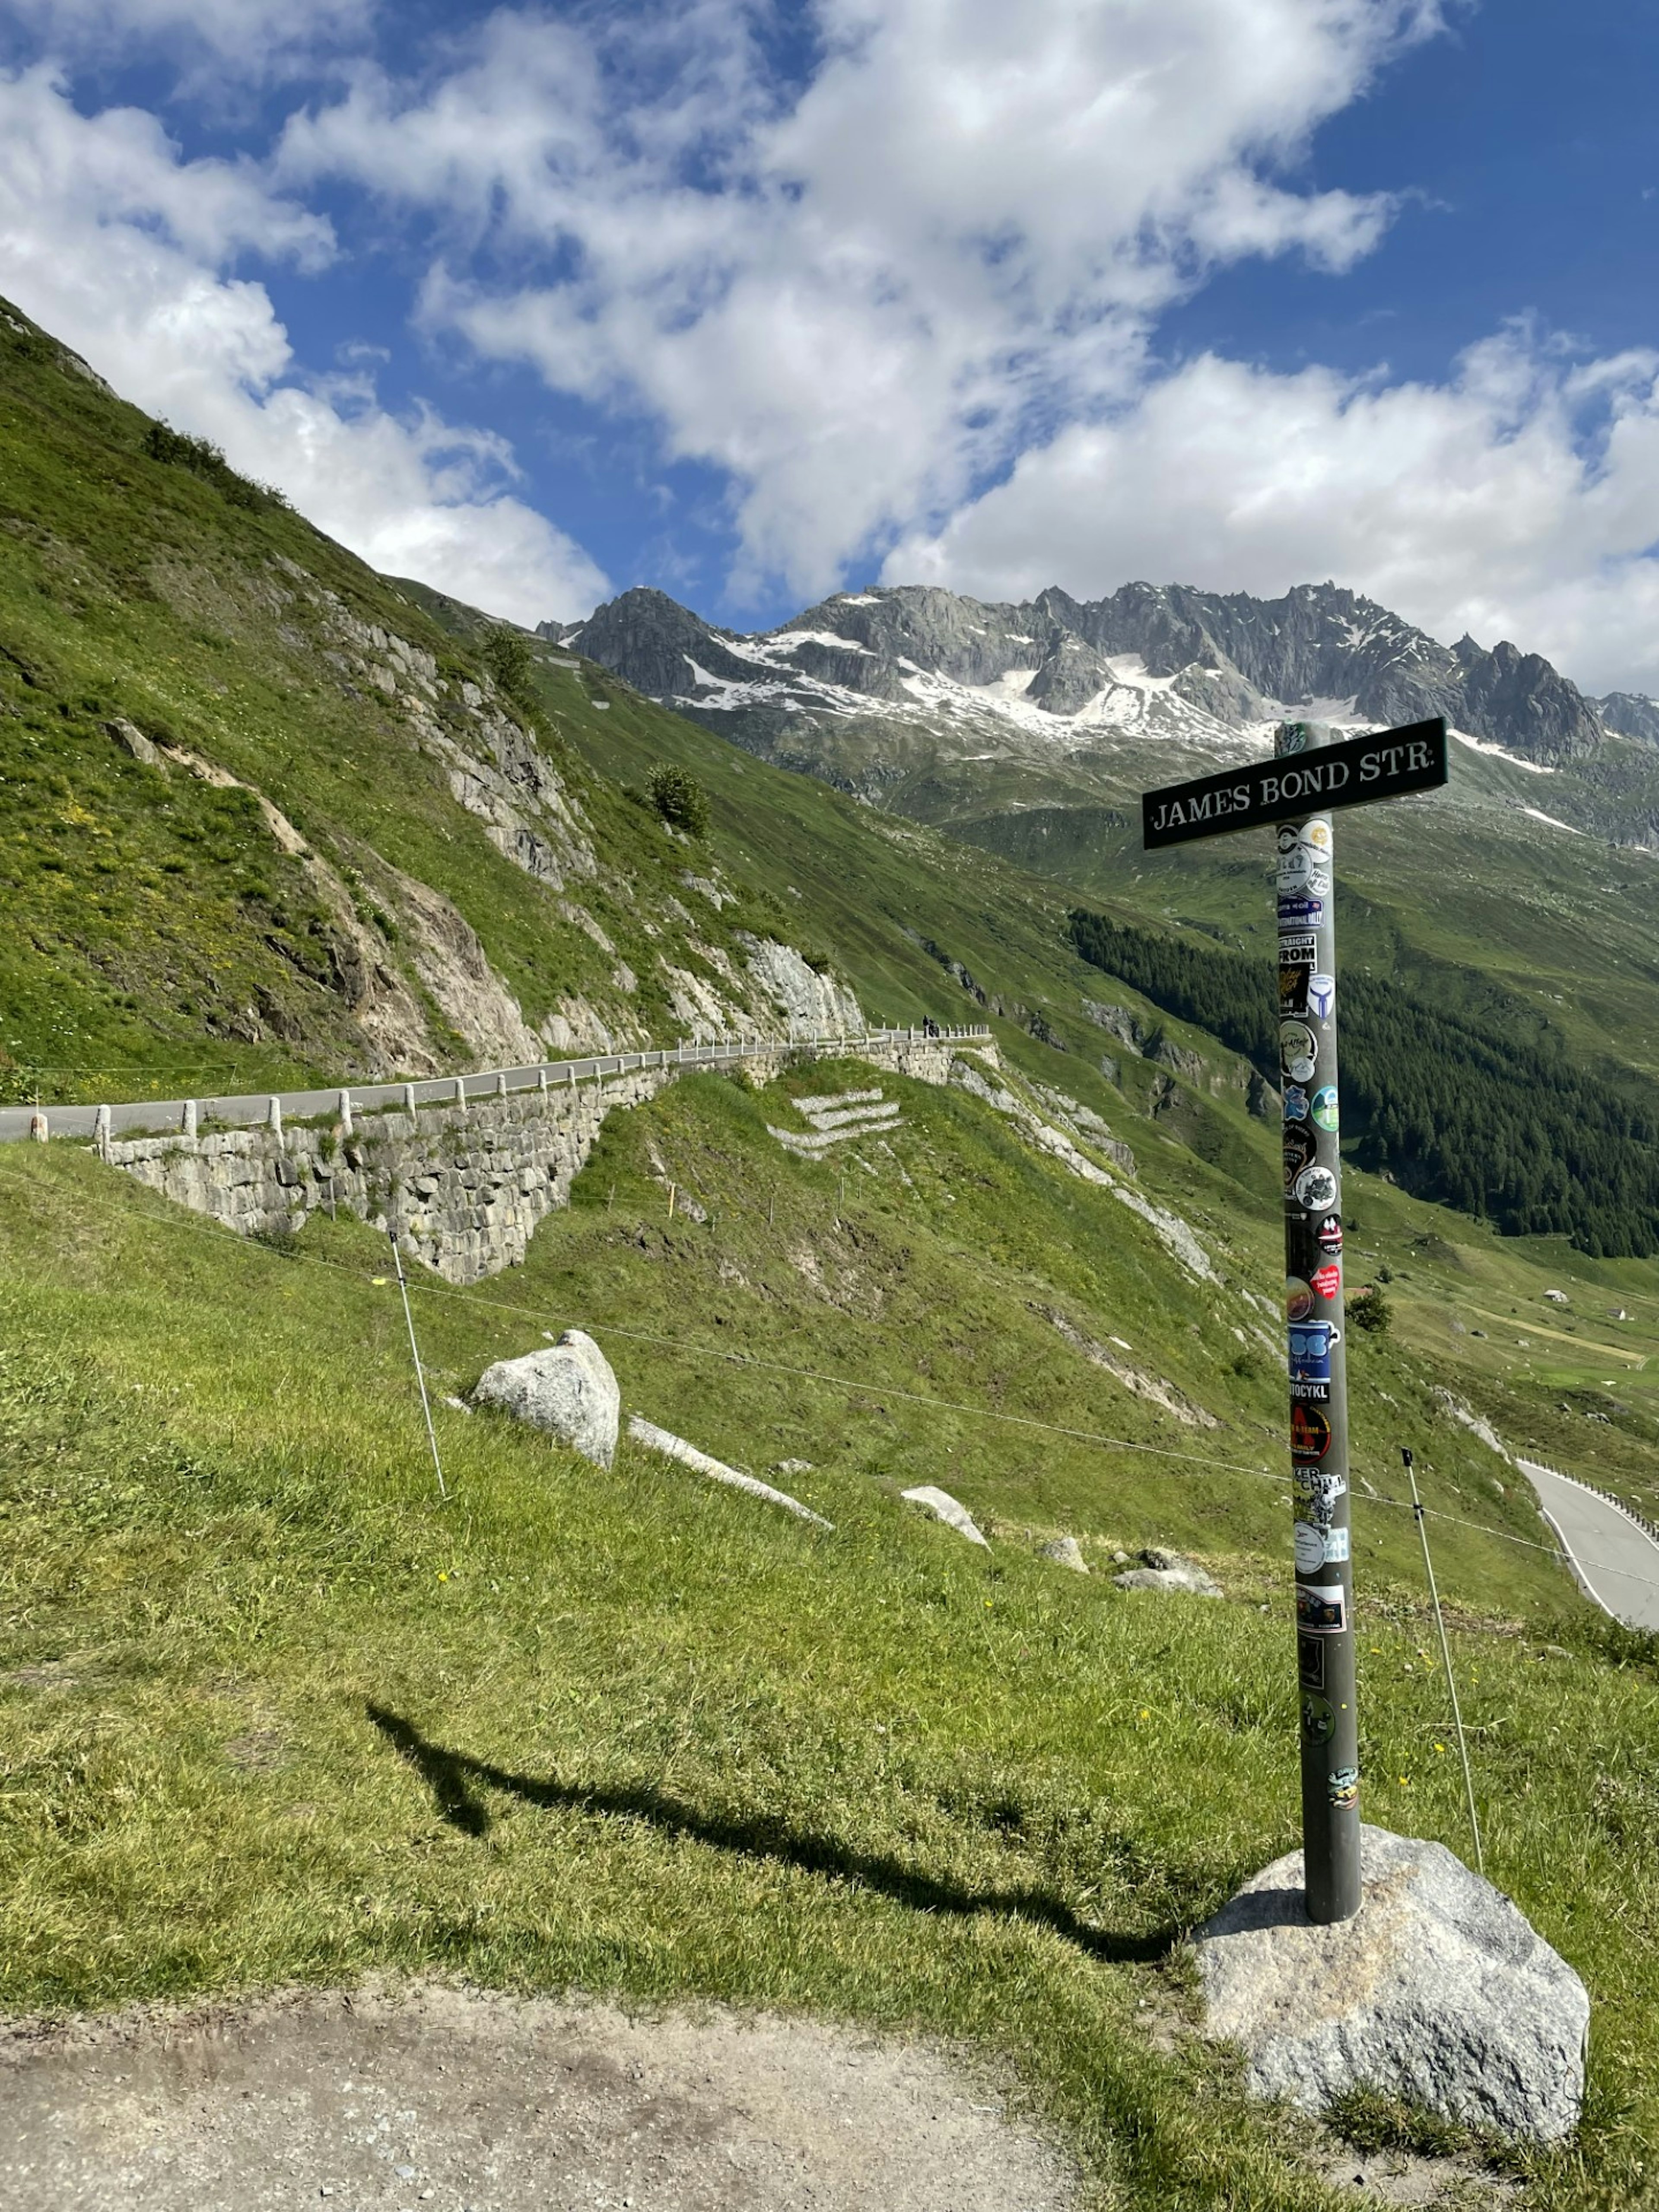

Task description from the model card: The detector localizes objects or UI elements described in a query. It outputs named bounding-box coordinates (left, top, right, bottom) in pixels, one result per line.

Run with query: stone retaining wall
left=103, top=1036, right=981, bottom=1283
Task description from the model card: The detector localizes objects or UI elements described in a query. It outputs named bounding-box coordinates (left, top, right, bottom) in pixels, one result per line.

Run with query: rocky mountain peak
left=552, top=574, right=1608, bottom=769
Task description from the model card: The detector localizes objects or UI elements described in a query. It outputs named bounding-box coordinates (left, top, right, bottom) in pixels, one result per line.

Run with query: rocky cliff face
left=1598, top=690, right=1659, bottom=746
left=555, top=578, right=1607, bottom=767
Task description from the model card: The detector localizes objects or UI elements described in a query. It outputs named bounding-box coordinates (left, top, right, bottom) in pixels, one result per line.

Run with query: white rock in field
left=1194, top=1825, right=1589, bottom=2143
left=1112, top=1547, right=1220, bottom=1596
left=474, top=1330, right=619, bottom=1468
left=901, top=1486, right=989, bottom=1547
left=1037, top=1535, right=1089, bottom=1573
left=629, top=1417, right=830, bottom=1527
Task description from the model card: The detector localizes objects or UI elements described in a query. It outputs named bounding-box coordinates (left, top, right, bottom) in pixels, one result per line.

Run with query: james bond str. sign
left=1141, top=717, right=1447, bottom=850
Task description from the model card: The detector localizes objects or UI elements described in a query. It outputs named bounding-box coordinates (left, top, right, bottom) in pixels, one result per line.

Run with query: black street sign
left=1141, top=717, right=1447, bottom=850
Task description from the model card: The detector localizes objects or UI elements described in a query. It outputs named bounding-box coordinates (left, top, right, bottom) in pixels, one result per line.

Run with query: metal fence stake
left=388, top=1228, right=447, bottom=1501
left=1404, top=1447, right=1484, bottom=1876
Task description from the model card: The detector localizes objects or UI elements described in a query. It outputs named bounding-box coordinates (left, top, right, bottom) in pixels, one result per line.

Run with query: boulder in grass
left=473, top=1330, right=619, bottom=1468
left=1195, top=1825, right=1589, bottom=2143
left=901, top=1486, right=989, bottom=1547
left=1112, top=1546, right=1220, bottom=1596
left=1037, top=1535, right=1089, bottom=1573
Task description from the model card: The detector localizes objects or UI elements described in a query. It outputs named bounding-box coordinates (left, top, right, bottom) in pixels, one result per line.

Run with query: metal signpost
left=1140, top=716, right=1448, bottom=1923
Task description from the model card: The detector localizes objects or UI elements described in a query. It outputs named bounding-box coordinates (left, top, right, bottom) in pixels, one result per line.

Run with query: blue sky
left=2, top=2, right=1658, bottom=694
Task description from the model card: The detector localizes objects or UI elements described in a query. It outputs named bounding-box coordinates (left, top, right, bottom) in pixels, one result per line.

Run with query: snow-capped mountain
left=543, top=579, right=1610, bottom=775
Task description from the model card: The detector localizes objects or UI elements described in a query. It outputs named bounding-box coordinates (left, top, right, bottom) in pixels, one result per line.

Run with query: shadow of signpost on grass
left=366, top=1703, right=1179, bottom=1967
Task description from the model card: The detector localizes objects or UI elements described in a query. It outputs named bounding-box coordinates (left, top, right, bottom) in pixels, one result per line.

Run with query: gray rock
left=900, top=1486, right=989, bottom=1547
left=628, top=1416, right=831, bottom=1528
left=105, top=717, right=162, bottom=767
left=474, top=1330, right=619, bottom=1468
left=1036, top=1535, right=1088, bottom=1573
left=1195, top=1824, right=1588, bottom=2143
left=1112, top=1547, right=1220, bottom=1595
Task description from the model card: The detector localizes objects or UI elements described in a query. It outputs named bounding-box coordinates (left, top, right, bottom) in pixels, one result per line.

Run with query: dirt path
left=0, top=1982, right=1076, bottom=2212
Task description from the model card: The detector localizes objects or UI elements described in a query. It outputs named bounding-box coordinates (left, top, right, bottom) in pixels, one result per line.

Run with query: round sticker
left=1291, top=1403, right=1333, bottom=1460
left=1280, top=1020, right=1317, bottom=1084
left=1310, top=1261, right=1341, bottom=1301
left=1316, top=1215, right=1343, bottom=1256
left=1303, top=818, right=1333, bottom=856
left=1294, top=1164, right=1339, bottom=1212
left=1311, top=1084, right=1339, bottom=1131
left=1301, top=1691, right=1336, bottom=1746
left=1286, top=1276, right=1315, bottom=1323
left=1279, top=847, right=1332, bottom=898
left=1293, top=1520, right=1327, bottom=1575
left=1283, top=1125, right=1316, bottom=1186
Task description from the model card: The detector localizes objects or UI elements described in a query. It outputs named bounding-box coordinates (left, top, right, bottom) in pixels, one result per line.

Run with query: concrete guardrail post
left=94, top=1104, right=111, bottom=1157
left=455, top=1075, right=467, bottom=1115
left=338, top=1088, right=353, bottom=1138
left=538, top=1068, right=548, bottom=1098
left=182, top=1099, right=197, bottom=1140
left=495, top=1071, right=508, bottom=1098
left=268, top=1096, right=283, bottom=1144
left=402, top=1082, right=416, bottom=1117
left=29, top=1108, right=47, bottom=1144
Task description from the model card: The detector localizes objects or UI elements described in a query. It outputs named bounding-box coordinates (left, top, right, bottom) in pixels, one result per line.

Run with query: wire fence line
left=13, top=1163, right=1659, bottom=1607
left=0, top=1024, right=995, bottom=1147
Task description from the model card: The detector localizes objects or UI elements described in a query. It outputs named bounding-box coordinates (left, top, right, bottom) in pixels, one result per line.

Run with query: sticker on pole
left=1310, top=1083, right=1340, bottom=1128
left=1294, top=1519, right=1349, bottom=1571
left=1316, top=1215, right=1344, bottom=1255
left=1291, top=1403, right=1333, bottom=1460
left=1286, top=1276, right=1315, bottom=1322
left=1328, top=1765, right=1360, bottom=1809
left=1278, top=893, right=1325, bottom=930
left=1280, top=1020, right=1317, bottom=1084
left=1289, top=1320, right=1340, bottom=1382
left=1294, top=1164, right=1338, bottom=1212
left=1296, top=1582, right=1348, bottom=1634
left=1278, top=845, right=1332, bottom=898
left=1298, top=1632, right=1326, bottom=1689
left=1283, top=1083, right=1310, bottom=1122
left=1301, top=1691, right=1336, bottom=1745
left=1293, top=1466, right=1347, bottom=1522
left=1311, top=1261, right=1341, bottom=1301
left=1280, top=966, right=1311, bottom=1016
left=1279, top=931, right=1317, bottom=968
left=1306, top=974, right=1336, bottom=1021
left=1283, top=1126, right=1317, bottom=1186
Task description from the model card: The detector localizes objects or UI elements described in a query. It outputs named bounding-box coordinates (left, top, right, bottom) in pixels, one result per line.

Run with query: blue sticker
left=1284, top=1084, right=1309, bottom=1122
left=1307, top=973, right=1336, bottom=1020
left=1279, top=894, right=1325, bottom=928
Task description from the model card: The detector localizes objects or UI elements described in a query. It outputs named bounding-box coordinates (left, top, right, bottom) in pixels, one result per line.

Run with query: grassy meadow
left=4, top=1066, right=1659, bottom=2209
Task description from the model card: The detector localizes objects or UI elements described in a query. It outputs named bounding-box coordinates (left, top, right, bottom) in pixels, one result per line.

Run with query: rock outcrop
left=901, top=1486, right=989, bottom=1547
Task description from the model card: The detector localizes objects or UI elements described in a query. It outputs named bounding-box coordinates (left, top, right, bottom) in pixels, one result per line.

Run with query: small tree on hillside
left=1351, top=1285, right=1392, bottom=1335
left=648, top=763, right=710, bottom=837
left=482, top=626, right=537, bottom=708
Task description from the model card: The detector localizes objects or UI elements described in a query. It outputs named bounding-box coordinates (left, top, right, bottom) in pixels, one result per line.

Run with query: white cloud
left=3, top=0, right=373, bottom=77
left=278, top=0, right=1436, bottom=603
left=0, top=65, right=607, bottom=623
left=883, top=331, right=1659, bottom=696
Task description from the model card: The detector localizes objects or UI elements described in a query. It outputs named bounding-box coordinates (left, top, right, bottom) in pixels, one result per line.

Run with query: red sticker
left=1291, top=1404, right=1333, bottom=1460
left=1311, top=1263, right=1341, bottom=1300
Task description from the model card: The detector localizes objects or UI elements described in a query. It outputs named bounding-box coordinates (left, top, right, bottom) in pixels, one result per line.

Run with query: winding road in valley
left=1518, top=1459, right=1659, bottom=1630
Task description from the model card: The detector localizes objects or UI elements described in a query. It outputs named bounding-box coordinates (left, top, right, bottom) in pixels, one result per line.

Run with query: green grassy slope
left=5, top=1087, right=1657, bottom=2207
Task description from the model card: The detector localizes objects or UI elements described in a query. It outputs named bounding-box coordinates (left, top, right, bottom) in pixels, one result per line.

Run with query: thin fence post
left=1404, top=1448, right=1484, bottom=1876
left=389, top=1229, right=447, bottom=1501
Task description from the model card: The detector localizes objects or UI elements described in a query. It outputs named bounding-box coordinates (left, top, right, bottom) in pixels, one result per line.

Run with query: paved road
left=1517, top=1459, right=1659, bottom=1630
left=0, top=1027, right=991, bottom=1145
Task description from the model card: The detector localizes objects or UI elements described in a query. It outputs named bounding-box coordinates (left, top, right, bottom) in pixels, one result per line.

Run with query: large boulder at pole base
left=473, top=1331, right=620, bottom=1468
left=1193, top=1825, right=1588, bottom=2143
